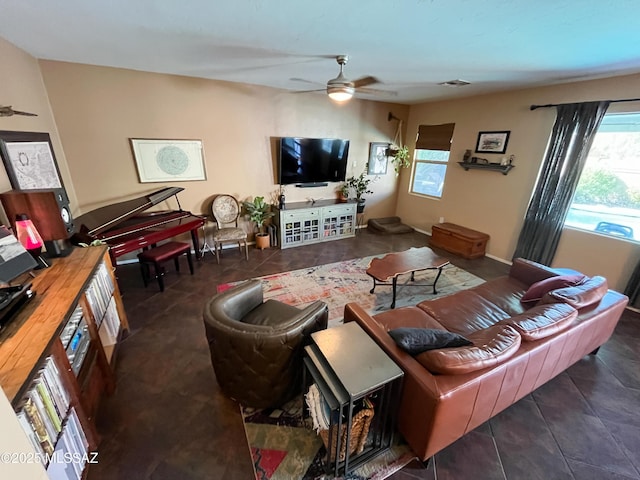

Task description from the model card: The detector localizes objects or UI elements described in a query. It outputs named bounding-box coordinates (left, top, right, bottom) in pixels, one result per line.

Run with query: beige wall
left=0, top=37, right=77, bottom=225
left=395, top=74, right=640, bottom=291
left=2, top=35, right=638, bottom=290
left=38, top=61, right=409, bottom=230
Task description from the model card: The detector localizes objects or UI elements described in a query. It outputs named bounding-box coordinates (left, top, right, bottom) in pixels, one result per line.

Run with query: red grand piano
left=71, top=187, right=205, bottom=265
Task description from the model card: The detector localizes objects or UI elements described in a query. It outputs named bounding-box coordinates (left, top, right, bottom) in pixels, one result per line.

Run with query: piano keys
left=71, top=187, right=205, bottom=264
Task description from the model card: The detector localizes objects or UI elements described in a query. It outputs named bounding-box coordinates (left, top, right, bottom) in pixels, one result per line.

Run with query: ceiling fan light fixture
left=327, top=85, right=354, bottom=102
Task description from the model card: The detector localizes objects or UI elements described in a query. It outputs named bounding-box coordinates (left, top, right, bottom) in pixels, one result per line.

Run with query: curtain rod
left=530, top=97, right=640, bottom=110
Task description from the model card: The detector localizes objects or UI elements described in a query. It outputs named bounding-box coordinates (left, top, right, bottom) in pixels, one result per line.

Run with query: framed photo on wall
left=130, top=138, right=207, bottom=183
left=475, top=131, right=510, bottom=154
left=368, top=142, right=390, bottom=175
left=0, top=131, right=64, bottom=190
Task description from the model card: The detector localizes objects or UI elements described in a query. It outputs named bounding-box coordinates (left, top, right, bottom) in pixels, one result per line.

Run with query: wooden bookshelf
left=0, top=246, right=129, bottom=478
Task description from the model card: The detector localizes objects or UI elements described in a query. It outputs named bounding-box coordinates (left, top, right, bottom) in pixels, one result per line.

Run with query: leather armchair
left=203, top=279, right=328, bottom=408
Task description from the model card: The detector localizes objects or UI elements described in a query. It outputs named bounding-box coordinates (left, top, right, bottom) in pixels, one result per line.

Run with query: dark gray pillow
left=388, top=327, right=472, bottom=355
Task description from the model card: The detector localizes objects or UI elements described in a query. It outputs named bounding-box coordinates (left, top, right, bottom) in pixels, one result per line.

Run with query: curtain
left=415, top=123, right=456, bottom=150
left=513, top=101, right=610, bottom=265
left=624, top=265, right=640, bottom=307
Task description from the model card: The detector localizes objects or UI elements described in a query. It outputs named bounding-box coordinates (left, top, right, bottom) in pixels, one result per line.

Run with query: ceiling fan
left=0, top=105, right=37, bottom=117
left=292, top=55, right=395, bottom=102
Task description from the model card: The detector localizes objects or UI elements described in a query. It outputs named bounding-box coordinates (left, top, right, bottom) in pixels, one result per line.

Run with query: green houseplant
left=346, top=171, right=374, bottom=213
left=388, top=145, right=410, bottom=174
left=243, top=196, right=275, bottom=249
left=337, top=182, right=350, bottom=202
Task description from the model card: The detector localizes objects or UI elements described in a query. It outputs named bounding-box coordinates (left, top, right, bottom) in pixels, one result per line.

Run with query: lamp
left=14, top=214, right=49, bottom=269
left=326, top=57, right=355, bottom=102
left=327, top=85, right=354, bottom=102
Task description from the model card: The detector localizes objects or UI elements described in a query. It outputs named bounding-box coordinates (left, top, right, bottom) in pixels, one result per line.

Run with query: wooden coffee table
left=366, top=247, right=450, bottom=308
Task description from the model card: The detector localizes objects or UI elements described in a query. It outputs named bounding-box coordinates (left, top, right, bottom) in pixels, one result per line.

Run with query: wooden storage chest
left=430, top=222, right=489, bottom=259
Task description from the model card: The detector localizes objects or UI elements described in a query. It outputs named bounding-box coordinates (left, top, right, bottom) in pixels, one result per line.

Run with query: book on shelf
left=46, top=408, right=89, bottom=479
left=16, top=354, right=77, bottom=460
left=16, top=410, right=46, bottom=457
left=21, top=396, right=55, bottom=455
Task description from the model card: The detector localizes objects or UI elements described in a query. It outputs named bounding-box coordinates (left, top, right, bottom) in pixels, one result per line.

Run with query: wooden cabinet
left=430, top=222, right=489, bottom=259
left=273, top=200, right=356, bottom=249
left=0, top=246, right=128, bottom=479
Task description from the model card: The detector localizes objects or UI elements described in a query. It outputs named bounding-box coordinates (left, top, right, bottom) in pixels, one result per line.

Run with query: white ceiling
left=1, top=0, right=640, bottom=104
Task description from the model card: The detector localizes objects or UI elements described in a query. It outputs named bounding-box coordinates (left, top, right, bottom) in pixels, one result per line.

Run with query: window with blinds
left=410, top=123, right=455, bottom=198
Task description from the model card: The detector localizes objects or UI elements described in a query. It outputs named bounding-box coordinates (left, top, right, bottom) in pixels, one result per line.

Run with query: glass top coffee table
left=366, top=246, right=450, bottom=308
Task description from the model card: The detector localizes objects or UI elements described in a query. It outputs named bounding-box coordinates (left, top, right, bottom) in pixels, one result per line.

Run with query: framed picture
left=368, top=142, right=390, bottom=175
left=130, top=138, right=207, bottom=183
left=0, top=131, right=64, bottom=190
left=475, top=131, right=510, bottom=154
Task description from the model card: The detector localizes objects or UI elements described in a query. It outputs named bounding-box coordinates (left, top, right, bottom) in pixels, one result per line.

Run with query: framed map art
left=130, top=138, right=207, bottom=183
left=0, top=131, right=64, bottom=190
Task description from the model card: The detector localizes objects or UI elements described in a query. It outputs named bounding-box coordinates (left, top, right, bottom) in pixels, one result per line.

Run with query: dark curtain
left=624, top=266, right=640, bottom=307
left=513, top=101, right=610, bottom=265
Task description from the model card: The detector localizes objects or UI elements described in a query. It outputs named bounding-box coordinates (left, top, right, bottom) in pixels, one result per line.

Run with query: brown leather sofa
left=344, top=258, right=628, bottom=461
left=203, top=279, right=328, bottom=408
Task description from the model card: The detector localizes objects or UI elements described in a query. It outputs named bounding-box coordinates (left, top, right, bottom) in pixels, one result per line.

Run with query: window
left=411, top=149, right=449, bottom=197
left=565, top=112, right=640, bottom=241
left=410, top=123, right=455, bottom=198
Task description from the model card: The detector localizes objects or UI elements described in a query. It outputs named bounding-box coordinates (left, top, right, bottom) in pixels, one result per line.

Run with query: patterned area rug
left=217, top=254, right=485, bottom=326
left=242, top=397, right=416, bottom=480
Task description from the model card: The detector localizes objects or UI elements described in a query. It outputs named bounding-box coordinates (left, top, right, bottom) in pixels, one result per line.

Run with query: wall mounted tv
left=278, top=137, right=349, bottom=186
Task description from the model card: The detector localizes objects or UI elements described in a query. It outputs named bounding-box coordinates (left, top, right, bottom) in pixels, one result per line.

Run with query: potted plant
left=243, top=196, right=275, bottom=249
left=388, top=145, right=410, bottom=174
left=337, top=182, right=350, bottom=202
left=346, top=171, right=374, bottom=213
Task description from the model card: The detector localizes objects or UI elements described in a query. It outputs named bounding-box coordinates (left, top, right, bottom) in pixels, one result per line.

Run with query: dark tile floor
left=87, top=230, right=640, bottom=480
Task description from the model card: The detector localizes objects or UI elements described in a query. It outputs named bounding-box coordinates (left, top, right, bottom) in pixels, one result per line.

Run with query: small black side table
left=303, top=322, right=404, bottom=476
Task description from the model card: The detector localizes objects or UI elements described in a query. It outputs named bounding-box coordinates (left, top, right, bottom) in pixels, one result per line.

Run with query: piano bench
left=137, top=241, right=194, bottom=292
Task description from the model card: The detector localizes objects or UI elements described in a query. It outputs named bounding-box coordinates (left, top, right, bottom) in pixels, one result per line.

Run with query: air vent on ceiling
left=438, top=79, right=471, bottom=87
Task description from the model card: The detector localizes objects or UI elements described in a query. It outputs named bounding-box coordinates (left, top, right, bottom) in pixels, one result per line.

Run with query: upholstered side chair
left=203, top=279, right=328, bottom=408
left=211, top=194, right=248, bottom=263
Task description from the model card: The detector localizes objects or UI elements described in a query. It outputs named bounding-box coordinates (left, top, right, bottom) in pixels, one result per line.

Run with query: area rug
left=217, top=254, right=485, bottom=326
left=242, top=397, right=416, bottom=480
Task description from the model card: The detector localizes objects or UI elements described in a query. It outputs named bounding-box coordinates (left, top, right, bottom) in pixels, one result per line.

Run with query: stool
left=137, top=241, right=194, bottom=292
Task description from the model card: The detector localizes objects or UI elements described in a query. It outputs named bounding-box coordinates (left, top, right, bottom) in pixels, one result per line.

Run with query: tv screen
left=278, top=137, right=349, bottom=185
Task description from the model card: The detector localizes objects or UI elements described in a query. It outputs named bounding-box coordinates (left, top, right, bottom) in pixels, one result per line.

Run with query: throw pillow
left=388, top=327, right=472, bottom=355
left=521, top=274, right=586, bottom=303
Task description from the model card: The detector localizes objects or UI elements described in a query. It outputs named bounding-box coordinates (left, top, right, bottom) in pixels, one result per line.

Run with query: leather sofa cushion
left=501, top=303, right=578, bottom=341
left=418, top=290, right=512, bottom=335
left=541, top=276, right=608, bottom=309
left=521, top=274, right=587, bottom=303
left=372, top=306, right=447, bottom=331
left=415, top=324, right=521, bottom=375
left=468, top=277, right=529, bottom=316
left=242, top=299, right=301, bottom=326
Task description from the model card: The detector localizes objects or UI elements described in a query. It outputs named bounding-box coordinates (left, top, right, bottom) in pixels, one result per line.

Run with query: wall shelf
left=458, top=162, right=514, bottom=175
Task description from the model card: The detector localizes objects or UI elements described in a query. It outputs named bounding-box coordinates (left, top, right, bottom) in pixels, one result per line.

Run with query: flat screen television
left=278, top=137, right=349, bottom=185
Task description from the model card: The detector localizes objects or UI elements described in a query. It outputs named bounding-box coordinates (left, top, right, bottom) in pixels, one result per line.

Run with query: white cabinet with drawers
left=274, top=200, right=357, bottom=249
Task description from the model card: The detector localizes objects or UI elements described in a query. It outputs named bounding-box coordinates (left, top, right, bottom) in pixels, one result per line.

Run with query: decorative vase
left=255, top=233, right=270, bottom=250
left=356, top=200, right=366, bottom=214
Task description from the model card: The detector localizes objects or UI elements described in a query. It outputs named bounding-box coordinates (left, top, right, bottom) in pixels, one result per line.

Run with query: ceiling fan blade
left=356, top=87, right=398, bottom=96
left=292, top=89, right=325, bottom=94
left=0, top=106, right=37, bottom=117
left=289, top=77, right=323, bottom=86
left=12, top=109, right=38, bottom=117
left=352, top=76, right=380, bottom=88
